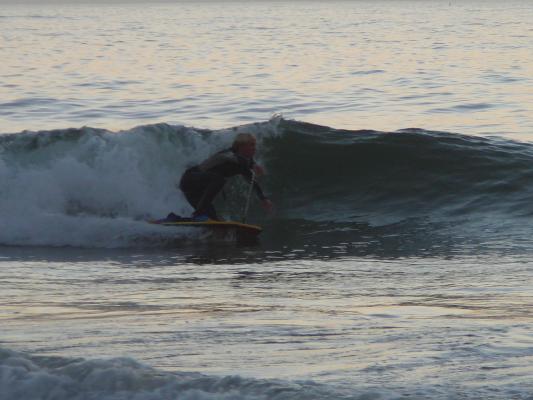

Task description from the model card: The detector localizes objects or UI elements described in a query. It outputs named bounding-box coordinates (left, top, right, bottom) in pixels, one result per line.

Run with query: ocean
left=1, top=1, right=533, bottom=399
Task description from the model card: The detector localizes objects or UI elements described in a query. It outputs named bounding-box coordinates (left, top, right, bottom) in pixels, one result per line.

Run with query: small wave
left=0, top=347, right=398, bottom=400
left=428, top=102, right=494, bottom=113
left=350, top=69, right=385, bottom=75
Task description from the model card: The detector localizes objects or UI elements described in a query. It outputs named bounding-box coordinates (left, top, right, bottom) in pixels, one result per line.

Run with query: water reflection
left=0, top=216, right=520, bottom=266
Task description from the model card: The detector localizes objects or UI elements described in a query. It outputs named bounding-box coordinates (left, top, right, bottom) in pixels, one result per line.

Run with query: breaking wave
left=1, top=117, right=533, bottom=248
left=0, top=347, right=398, bottom=400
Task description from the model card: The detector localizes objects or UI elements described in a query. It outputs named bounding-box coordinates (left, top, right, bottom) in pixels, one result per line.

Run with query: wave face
left=1, top=118, right=533, bottom=248
left=265, top=119, right=533, bottom=222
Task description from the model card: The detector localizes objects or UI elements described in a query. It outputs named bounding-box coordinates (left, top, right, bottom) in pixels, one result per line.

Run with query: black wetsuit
left=179, top=148, right=267, bottom=220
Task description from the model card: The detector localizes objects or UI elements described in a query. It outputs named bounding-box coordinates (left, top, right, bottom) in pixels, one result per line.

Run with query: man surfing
left=179, top=133, right=273, bottom=221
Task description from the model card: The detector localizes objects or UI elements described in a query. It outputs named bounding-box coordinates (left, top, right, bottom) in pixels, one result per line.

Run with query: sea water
left=1, top=1, right=533, bottom=399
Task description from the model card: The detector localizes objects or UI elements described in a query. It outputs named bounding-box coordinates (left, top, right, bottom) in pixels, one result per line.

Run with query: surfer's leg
left=183, top=190, right=201, bottom=210
left=181, top=170, right=225, bottom=220
left=193, top=174, right=225, bottom=219
left=205, top=204, right=219, bottom=221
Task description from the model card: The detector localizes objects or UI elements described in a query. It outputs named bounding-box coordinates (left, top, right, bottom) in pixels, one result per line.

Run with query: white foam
left=0, top=119, right=281, bottom=248
left=0, top=347, right=398, bottom=400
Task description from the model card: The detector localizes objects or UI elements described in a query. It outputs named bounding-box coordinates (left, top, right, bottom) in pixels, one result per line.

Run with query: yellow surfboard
left=149, top=218, right=262, bottom=236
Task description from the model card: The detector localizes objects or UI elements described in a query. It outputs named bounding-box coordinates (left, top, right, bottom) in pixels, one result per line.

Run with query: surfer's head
left=232, top=133, right=257, bottom=159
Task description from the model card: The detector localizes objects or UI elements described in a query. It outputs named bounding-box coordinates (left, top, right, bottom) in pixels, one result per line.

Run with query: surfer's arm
left=250, top=178, right=273, bottom=212
left=253, top=164, right=265, bottom=177
left=253, top=181, right=268, bottom=201
left=237, top=157, right=273, bottom=212
left=250, top=174, right=273, bottom=212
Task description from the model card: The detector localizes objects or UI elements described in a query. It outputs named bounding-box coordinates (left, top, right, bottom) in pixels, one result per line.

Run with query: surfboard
left=148, top=214, right=262, bottom=236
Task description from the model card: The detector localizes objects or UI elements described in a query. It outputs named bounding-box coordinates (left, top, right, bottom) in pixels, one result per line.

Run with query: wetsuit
left=179, top=148, right=268, bottom=220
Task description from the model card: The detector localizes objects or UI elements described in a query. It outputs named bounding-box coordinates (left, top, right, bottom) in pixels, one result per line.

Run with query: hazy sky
left=0, top=0, right=407, bottom=3
left=1, top=0, right=296, bottom=3
left=0, top=0, right=257, bottom=4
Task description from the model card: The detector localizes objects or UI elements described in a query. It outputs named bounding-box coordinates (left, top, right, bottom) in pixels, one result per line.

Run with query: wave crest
left=1, top=117, right=532, bottom=247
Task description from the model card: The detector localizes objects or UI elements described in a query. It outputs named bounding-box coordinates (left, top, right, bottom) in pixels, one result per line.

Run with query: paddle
left=242, top=169, right=256, bottom=223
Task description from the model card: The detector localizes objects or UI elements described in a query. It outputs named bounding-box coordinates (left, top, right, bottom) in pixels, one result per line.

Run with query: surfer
left=179, top=133, right=273, bottom=221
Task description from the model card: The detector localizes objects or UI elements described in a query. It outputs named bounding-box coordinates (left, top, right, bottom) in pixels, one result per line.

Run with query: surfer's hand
left=253, top=164, right=265, bottom=177
left=262, top=199, right=274, bottom=213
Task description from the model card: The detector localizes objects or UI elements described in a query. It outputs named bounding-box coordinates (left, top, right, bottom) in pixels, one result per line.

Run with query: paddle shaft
left=242, top=169, right=255, bottom=223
